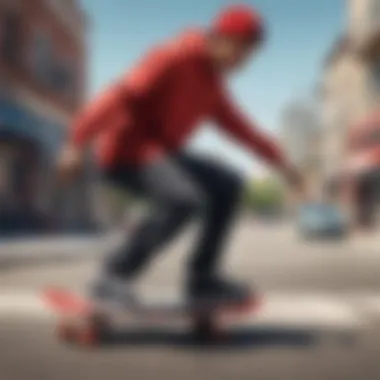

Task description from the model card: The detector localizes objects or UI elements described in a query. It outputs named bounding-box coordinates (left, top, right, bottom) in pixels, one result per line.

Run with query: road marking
left=348, top=294, right=380, bottom=317
left=0, top=290, right=374, bottom=332
left=0, top=292, right=50, bottom=317
left=242, top=294, right=362, bottom=330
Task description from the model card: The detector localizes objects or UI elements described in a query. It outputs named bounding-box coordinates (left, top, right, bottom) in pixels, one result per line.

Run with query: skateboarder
left=58, top=5, right=305, bottom=304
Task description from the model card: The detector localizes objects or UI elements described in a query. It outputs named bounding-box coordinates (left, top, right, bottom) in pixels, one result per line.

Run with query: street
left=1, top=221, right=380, bottom=380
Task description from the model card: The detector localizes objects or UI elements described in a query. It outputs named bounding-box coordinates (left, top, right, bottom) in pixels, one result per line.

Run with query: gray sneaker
left=90, top=276, right=137, bottom=307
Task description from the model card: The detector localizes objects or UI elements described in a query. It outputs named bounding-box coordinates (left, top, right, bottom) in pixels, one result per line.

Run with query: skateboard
left=42, top=287, right=261, bottom=347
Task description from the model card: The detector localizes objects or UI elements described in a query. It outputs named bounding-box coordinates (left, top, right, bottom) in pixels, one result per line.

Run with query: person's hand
left=56, top=143, right=84, bottom=184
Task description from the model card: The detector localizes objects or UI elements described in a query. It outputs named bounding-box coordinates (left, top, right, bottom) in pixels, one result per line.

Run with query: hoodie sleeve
left=212, top=89, right=286, bottom=168
left=69, top=85, right=131, bottom=148
left=70, top=46, right=178, bottom=148
left=121, top=45, right=178, bottom=97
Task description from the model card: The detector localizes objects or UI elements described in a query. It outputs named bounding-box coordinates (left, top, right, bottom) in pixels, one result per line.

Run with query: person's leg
left=102, top=158, right=205, bottom=283
left=175, top=154, right=246, bottom=298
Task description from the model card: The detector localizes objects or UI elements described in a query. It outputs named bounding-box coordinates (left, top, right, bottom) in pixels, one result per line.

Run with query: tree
left=101, top=184, right=147, bottom=227
left=242, top=177, right=285, bottom=213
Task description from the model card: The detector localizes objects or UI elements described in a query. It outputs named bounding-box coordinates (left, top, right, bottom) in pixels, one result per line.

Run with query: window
left=29, top=30, right=54, bottom=85
left=50, top=62, right=68, bottom=90
left=49, top=58, right=77, bottom=99
left=369, top=0, right=380, bottom=29
left=370, top=59, right=380, bottom=99
left=1, top=11, right=22, bottom=65
left=29, top=29, right=78, bottom=100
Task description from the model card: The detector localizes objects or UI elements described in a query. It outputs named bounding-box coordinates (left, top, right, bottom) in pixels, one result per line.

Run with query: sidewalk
left=349, top=231, right=380, bottom=252
left=0, top=234, right=114, bottom=269
left=1, top=224, right=378, bottom=271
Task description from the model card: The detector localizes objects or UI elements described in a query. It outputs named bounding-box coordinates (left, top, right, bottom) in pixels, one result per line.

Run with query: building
left=281, top=98, right=323, bottom=199
left=0, top=0, right=96, bottom=235
left=320, top=0, right=380, bottom=226
left=343, top=110, right=380, bottom=227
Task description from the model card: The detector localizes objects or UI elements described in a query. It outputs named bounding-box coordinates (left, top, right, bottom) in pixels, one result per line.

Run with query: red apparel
left=70, top=30, right=285, bottom=168
left=212, top=4, right=265, bottom=43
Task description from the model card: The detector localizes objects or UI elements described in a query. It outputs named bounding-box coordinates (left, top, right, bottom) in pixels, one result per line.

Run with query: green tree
left=242, top=177, right=284, bottom=213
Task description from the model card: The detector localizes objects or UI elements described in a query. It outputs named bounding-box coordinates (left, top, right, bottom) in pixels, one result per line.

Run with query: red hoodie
left=70, top=30, right=285, bottom=168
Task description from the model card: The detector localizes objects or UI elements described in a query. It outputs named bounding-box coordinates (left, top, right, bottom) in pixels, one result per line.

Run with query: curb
left=0, top=235, right=115, bottom=270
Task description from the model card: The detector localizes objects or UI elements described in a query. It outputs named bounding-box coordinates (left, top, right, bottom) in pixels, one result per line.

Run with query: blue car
left=297, top=202, right=348, bottom=240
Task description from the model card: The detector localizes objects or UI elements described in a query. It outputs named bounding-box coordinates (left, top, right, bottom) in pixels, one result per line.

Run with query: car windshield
left=301, top=204, right=341, bottom=221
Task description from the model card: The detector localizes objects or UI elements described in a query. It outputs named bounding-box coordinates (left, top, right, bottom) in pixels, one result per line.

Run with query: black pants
left=103, top=153, right=243, bottom=280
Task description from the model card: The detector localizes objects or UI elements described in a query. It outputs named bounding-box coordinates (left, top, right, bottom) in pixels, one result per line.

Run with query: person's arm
left=70, top=45, right=178, bottom=148
left=212, top=90, right=286, bottom=168
left=213, top=90, right=307, bottom=197
left=69, top=86, right=130, bottom=148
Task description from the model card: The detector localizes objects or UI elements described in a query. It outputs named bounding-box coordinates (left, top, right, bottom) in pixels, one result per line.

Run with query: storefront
left=0, top=98, right=96, bottom=235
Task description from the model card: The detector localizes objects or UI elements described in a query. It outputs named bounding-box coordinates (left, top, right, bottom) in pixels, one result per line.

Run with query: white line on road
left=347, top=294, right=380, bottom=317
left=0, top=292, right=50, bottom=317
left=245, top=294, right=361, bottom=329
left=0, top=289, right=378, bottom=332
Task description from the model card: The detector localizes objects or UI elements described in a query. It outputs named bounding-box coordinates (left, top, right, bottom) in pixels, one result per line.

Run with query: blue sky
left=81, top=0, right=345, bottom=176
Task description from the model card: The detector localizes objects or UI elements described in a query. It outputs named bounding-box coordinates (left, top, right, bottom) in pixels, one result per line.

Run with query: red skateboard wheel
left=57, top=321, right=77, bottom=343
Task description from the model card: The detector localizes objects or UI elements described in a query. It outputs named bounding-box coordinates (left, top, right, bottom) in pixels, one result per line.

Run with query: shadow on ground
left=96, top=326, right=319, bottom=351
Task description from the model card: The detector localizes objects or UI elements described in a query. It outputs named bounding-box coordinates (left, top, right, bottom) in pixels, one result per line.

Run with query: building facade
left=320, top=0, right=380, bottom=226
left=0, top=0, right=97, bottom=235
left=281, top=98, right=323, bottom=200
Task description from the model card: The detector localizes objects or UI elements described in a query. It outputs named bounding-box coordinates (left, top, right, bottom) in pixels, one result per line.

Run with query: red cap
left=212, top=4, right=265, bottom=43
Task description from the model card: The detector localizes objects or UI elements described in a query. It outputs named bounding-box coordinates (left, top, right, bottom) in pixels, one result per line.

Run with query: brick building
left=320, top=0, right=380, bottom=227
left=0, top=0, right=97, bottom=235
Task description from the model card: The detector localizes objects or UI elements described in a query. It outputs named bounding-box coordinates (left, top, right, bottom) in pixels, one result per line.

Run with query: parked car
left=297, top=202, right=348, bottom=240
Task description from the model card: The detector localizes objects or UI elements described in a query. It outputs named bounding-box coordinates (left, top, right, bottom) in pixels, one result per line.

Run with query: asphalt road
left=1, top=221, right=380, bottom=380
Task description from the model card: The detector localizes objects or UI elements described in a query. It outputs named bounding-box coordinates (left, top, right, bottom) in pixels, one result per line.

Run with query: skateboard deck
left=43, top=287, right=261, bottom=347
